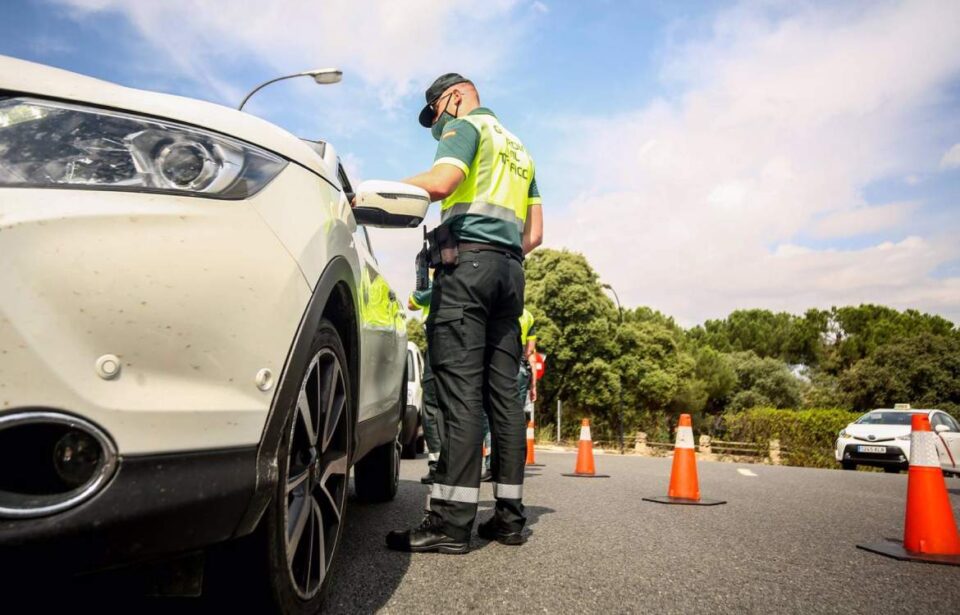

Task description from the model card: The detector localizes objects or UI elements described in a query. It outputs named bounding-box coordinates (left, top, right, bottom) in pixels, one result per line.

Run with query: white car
left=835, top=407, right=960, bottom=475
left=0, top=55, right=428, bottom=609
left=402, top=341, right=426, bottom=458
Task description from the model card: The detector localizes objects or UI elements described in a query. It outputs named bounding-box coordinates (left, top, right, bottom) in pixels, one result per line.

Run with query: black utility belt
left=418, top=224, right=522, bottom=272
left=458, top=242, right=523, bottom=262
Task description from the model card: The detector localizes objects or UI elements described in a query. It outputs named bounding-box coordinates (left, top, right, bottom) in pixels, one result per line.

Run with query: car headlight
left=896, top=434, right=911, bottom=441
left=0, top=97, right=286, bottom=199
left=839, top=430, right=850, bottom=438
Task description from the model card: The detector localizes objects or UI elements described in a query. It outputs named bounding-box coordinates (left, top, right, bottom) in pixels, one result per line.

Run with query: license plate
left=858, top=445, right=887, bottom=454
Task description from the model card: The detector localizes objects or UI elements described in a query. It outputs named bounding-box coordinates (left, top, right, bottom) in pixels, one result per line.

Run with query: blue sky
left=2, top=0, right=959, bottom=324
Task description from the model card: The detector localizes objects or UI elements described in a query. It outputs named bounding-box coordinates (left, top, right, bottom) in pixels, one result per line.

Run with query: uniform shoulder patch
left=442, top=130, right=457, bottom=139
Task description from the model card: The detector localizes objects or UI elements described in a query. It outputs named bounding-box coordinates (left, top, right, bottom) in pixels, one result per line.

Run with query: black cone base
left=525, top=463, right=545, bottom=467
left=642, top=495, right=726, bottom=506
left=561, top=472, right=610, bottom=478
left=857, top=540, right=960, bottom=566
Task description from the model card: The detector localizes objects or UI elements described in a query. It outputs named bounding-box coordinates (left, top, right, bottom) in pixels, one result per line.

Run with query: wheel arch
left=234, top=255, right=360, bottom=538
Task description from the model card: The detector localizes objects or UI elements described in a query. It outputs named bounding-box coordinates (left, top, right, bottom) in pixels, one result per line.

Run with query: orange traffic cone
left=562, top=419, right=609, bottom=478
left=643, top=414, right=725, bottom=506
left=858, top=413, right=960, bottom=565
left=525, top=420, right=543, bottom=466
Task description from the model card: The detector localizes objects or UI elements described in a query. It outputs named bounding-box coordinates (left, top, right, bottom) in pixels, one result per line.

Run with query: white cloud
left=811, top=201, right=918, bottom=239
left=547, top=0, right=960, bottom=324
left=55, top=0, right=527, bottom=107
left=941, top=143, right=960, bottom=169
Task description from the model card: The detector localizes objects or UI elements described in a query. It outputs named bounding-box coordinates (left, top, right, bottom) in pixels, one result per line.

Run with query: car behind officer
left=386, top=73, right=543, bottom=554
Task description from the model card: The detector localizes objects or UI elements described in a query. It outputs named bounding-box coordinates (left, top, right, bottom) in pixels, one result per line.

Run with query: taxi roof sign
left=893, top=403, right=911, bottom=410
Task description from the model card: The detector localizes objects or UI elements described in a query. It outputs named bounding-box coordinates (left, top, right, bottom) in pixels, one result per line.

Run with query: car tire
left=415, top=433, right=426, bottom=455
left=354, top=429, right=401, bottom=502
left=355, top=376, right=403, bottom=502
left=841, top=461, right=856, bottom=471
left=263, top=319, right=354, bottom=614
left=400, top=413, right=419, bottom=460
left=883, top=466, right=901, bottom=474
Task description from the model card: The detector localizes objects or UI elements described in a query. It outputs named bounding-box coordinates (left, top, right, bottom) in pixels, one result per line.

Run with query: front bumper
left=837, top=441, right=908, bottom=468
left=0, top=446, right=257, bottom=573
left=0, top=178, right=314, bottom=455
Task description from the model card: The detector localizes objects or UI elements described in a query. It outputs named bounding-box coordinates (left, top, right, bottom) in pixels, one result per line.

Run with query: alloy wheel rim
left=283, top=347, right=348, bottom=599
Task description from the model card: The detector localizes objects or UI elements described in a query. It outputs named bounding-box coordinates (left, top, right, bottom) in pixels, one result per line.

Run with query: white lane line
left=737, top=468, right=758, bottom=477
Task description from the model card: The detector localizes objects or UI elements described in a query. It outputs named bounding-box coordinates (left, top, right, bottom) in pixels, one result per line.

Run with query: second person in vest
left=386, top=73, right=543, bottom=553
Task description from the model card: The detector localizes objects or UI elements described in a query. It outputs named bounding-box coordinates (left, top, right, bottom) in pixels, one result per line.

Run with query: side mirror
left=934, top=424, right=950, bottom=433
left=352, top=180, right=429, bottom=228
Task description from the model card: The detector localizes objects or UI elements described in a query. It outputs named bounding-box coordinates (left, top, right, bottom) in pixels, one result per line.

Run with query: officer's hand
left=531, top=383, right=537, bottom=402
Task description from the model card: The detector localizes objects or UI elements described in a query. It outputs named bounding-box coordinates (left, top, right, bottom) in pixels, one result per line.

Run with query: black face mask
left=431, top=95, right=461, bottom=141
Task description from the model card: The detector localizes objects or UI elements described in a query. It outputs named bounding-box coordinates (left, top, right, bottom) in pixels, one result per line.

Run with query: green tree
left=405, top=316, right=426, bottom=354
left=824, top=305, right=958, bottom=372
left=689, top=346, right=737, bottom=413
left=728, top=351, right=804, bottom=411
left=839, top=334, right=960, bottom=414
left=689, top=308, right=824, bottom=365
left=524, top=249, right=619, bottom=433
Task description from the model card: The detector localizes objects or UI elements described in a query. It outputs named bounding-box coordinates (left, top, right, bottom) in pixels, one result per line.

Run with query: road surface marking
left=737, top=468, right=758, bottom=477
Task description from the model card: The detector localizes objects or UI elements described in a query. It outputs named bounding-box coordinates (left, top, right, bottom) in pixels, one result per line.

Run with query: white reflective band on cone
left=910, top=431, right=940, bottom=468
left=431, top=483, right=480, bottom=504
left=526, top=428, right=534, bottom=439
left=493, top=483, right=523, bottom=499
left=675, top=426, right=695, bottom=450
left=580, top=426, right=591, bottom=441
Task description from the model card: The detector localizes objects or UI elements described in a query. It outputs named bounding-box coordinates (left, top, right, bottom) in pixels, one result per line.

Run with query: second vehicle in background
left=835, top=405, right=960, bottom=475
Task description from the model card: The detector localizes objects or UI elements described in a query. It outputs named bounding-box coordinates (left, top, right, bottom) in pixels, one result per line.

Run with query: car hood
left=0, top=54, right=334, bottom=182
left=844, top=424, right=909, bottom=441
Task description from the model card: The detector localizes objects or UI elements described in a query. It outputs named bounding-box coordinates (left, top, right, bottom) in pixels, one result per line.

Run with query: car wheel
left=401, top=419, right=420, bottom=459
left=841, top=461, right=856, bottom=471
left=354, top=427, right=401, bottom=502
left=415, top=433, right=426, bottom=455
left=883, top=466, right=901, bottom=474
left=266, top=320, right=352, bottom=614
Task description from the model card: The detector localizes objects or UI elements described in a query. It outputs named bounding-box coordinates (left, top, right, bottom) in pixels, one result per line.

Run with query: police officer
left=518, top=307, right=538, bottom=414
left=408, top=283, right=443, bottom=485
left=386, top=73, right=543, bottom=553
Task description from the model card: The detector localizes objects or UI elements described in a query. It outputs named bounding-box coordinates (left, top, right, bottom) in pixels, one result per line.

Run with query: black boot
left=386, top=513, right=469, bottom=554
left=478, top=516, right=525, bottom=545
left=421, top=462, right=437, bottom=485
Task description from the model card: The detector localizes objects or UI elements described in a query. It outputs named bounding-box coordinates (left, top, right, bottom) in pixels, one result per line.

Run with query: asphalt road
left=325, top=451, right=960, bottom=614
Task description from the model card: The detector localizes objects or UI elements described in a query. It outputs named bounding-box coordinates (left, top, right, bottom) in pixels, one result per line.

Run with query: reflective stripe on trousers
left=492, top=482, right=523, bottom=499
left=431, top=483, right=480, bottom=504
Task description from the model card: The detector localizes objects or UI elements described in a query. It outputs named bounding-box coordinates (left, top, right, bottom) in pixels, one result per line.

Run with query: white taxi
left=835, top=405, right=960, bottom=475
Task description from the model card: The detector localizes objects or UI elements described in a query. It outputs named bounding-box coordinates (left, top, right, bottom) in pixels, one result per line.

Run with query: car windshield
left=855, top=412, right=917, bottom=426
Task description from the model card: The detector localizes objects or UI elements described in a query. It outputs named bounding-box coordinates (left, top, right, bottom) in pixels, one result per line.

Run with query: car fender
left=234, top=255, right=359, bottom=537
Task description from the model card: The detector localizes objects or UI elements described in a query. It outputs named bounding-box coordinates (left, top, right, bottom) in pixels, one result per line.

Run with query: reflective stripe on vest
left=440, top=114, right=535, bottom=233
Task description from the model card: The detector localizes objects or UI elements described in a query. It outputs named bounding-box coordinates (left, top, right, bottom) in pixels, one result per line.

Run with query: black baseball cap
left=418, top=73, right=471, bottom=127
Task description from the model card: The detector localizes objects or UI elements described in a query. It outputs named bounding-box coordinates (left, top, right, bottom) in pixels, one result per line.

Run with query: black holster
left=425, top=224, right=459, bottom=267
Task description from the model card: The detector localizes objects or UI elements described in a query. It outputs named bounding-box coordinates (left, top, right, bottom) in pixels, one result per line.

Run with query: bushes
left=721, top=407, right=862, bottom=468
